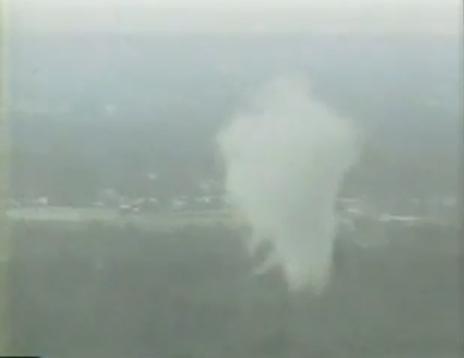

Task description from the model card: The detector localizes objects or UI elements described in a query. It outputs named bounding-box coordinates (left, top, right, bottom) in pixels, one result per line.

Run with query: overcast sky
left=9, top=0, right=461, bottom=36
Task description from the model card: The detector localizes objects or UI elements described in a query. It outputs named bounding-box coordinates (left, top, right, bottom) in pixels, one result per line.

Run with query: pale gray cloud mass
left=9, top=0, right=461, bottom=36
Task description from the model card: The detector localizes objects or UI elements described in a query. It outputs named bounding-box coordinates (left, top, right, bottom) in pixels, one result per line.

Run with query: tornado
left=217, top=77, right=360, bottom=292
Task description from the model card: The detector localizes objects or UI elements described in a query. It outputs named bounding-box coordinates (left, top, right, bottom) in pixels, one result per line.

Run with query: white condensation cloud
left=9, top=0, right=462, bottom=36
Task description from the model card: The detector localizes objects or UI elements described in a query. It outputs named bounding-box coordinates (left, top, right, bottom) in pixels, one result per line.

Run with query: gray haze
left=3, top=1, right=461, bottom=356
left=9, top=34, right=460, bottom=206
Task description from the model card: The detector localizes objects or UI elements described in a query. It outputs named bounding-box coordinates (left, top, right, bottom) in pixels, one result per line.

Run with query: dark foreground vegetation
left=9, top=222, right=460, bottom=358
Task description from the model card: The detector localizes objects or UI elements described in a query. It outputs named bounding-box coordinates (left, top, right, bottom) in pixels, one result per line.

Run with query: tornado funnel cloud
left=217, top=77, right=359, bottom=292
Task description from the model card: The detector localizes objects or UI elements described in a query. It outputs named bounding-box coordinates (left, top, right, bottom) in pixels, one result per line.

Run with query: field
left=8, top=221, right=461, bottom=358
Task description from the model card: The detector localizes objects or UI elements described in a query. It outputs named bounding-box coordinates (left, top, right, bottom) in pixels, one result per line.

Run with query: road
left=6, top=206, right=454, bottom=231
left=6, top=206, right=244, bottom=230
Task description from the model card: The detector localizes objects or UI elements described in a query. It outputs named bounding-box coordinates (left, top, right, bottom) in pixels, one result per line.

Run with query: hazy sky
left=9, top=0, right=461, bottom=36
